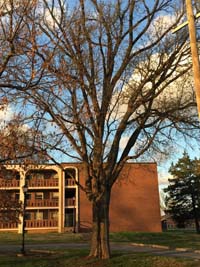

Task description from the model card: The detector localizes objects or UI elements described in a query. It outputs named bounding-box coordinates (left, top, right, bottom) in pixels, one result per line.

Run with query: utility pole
left=185, top=0, right=200, bottom=117
left=172, top=1, right=200, bottom=117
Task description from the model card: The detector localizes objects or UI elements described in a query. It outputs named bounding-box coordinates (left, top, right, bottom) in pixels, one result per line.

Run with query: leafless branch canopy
left=0, top=0, right=199, bottom=198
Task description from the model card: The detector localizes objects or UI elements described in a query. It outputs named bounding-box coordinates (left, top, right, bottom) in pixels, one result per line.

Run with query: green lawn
left=110, top=230, right=200, bottom=250
left=0, top=231, right=200, bottom=267
left=0, top=249, right=198, bottom=267
left=0, top=232, right=85, bottom=245
left=1, top=230, right=200, bottom=249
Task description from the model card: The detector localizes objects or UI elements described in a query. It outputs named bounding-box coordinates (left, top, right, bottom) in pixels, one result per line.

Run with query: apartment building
left=0, top=162, right=162, bottom=233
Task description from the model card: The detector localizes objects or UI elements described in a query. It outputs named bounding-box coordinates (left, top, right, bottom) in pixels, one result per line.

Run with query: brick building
left=0, top=162, right=161, bottom=233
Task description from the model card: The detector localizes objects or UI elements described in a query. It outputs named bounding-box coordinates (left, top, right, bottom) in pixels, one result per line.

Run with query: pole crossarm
left=172, top=12, right=200, bottom=33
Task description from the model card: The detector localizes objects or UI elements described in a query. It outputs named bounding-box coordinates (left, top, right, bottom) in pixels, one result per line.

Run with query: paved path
left=0, top=242, right=200, bottom=261
left=112, top=243, right=200, bottom=260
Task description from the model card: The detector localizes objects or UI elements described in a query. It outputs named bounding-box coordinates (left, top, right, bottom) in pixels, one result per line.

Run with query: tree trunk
left=89, top=188, right=111, bottom=259
left=191, top=194, right=200, bottom=234
left=194, top=213, right=200, bottom=234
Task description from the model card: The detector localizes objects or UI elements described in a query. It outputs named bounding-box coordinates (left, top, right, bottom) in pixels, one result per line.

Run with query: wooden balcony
left=25, top=219, right=58, bottom=228
left=65, top=179, right=75, bottom=186
left=0, top=222, right=18, bottom=229
left=27, top=179, right=58, bottom=187
left=27, top=199, right=59, bottom=207
left=0, top=179, right=20, bottom=188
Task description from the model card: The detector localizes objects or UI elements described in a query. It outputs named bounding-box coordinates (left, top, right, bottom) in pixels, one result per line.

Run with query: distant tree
left=0, top=117, right=48, bottom=164
left=0, top=0, right=47, bottom=164
left=0, top=169, right=22, bottom=225
left=165, top=152, right=200, bottom=233
left=0, top=1, right=35, bottom=82
left=0, top=190, right=22, bottom=224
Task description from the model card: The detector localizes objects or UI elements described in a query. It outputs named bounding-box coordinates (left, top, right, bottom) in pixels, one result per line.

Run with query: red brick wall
left=110, top=163, right=161, bottom=232
left=78, top=165, right=92, bottom=232
left=79, top=163, right=161, bottom=233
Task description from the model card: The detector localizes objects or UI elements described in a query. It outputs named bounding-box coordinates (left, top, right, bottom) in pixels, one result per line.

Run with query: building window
left=35, top=192, right=43, bottom=200
left=35, top=211, right=43, bottom=220
left=53, top=174, right=59, bottom=179
left=16, top=173, right=20, bottom=180
left=50, top=211, right=58, bottom=220
left=26, top=193, right=31, bottom=200
left=64, top=209, right=74, bottom=227
left=65, top=168, right=76, bottom=186
left=25, top=212, right=31, bottom=220
left=35, top=173, right=44, bottom=179
left=65, top=169, right=76, bottom=179
left=52, top=192, right=59, bottom=199
left=43, top=211, right=48, bottom=220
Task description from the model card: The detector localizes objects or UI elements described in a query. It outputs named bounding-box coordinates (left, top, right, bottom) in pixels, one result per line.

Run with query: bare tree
left=1, top=0, right=200, bottom=259
left=0, top=0, right=48, bottom=163
left=0, top=118, right=47, bottom=163
left=0, top=169, right=22, bottom=224
left=0, top=1, right=36, bottom=82
left=0, top=190, right=22, bottom=224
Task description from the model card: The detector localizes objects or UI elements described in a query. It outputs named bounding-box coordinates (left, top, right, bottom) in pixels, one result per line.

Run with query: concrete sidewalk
left=0, top=242, right=200, bottom=261
left=126, top=243, right=200, bottom=260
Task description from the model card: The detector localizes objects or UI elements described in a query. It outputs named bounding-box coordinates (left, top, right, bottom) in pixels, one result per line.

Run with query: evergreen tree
left=165, top=152, right=200, bottom=233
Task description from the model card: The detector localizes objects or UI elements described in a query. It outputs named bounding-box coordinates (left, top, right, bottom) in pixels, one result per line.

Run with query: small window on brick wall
left=35, top=192, right=43, bottom=200
left=35, top=211, right=43, bottom=220
left=50, top=211, right=58, bottom=220
left=15, top=193, right=20, bottom=200
left=25, top=212, right=31, bottom=220
left=52, top=192, right=59, bottom=199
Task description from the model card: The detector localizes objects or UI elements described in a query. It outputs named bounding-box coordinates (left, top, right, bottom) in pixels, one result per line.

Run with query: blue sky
left=1, top=0, right=199, bottom=190
left=2, top=102, right=198, bottom=188
left=158, top=137, right=200, bottom=188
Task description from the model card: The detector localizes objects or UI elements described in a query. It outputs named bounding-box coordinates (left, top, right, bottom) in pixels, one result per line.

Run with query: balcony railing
left=25, top=219, right=58, bottom=228
left=27, top=179, right=58, bottom=187
left=27, top=199, right=59, bottom=207
left=65, top=179, right=75, bottom=186
left=0, top=222, right=18, bottom=229
left=0, top=179, right=20, bottom=188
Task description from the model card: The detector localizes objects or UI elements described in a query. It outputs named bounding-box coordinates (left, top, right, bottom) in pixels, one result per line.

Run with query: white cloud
left=149, top=14, right=177, bottom=37
left=119, top=136, right=129, bottom=150
left=40, top=0, right=67, bottom=30
left=0, top=105, right=14, bottom=122
left=158, top=173, right=171, bottom=186
left=43, top=6, right=62, bottom=29
left=110, top=50, right=193, bottom=124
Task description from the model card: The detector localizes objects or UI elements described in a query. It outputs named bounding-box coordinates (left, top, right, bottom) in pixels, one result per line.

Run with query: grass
left=0, top=250, right=198, bottom=267
left=0, top=231, right=200, bottom=266
left=110, top=230, right=200, bottom=250
left=1, top=230, right=200, bottom=249
left=0, top=232, right=85, bottom=245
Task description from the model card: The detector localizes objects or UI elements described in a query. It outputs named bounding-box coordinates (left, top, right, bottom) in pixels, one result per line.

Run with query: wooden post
left=186, top=0, right=200, bottom=117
